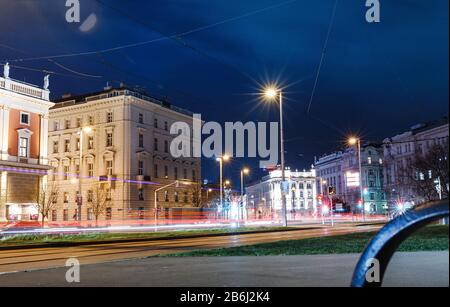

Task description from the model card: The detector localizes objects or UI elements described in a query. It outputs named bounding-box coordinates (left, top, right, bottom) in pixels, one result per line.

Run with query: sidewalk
left=1, top=252, right=447, bottom=287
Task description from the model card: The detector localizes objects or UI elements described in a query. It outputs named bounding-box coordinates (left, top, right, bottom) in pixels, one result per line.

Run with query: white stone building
left=47, top=86, right=201, bottom=222
left=383, top=117, right=449, bottom=209
left=246, top=168, right=318, bottom=216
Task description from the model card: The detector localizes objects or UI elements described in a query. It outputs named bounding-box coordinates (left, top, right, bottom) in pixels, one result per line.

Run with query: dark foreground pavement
left=0, top=252, right=447, bottom=287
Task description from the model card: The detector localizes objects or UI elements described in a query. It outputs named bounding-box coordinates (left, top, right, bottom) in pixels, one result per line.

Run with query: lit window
left=368, top=157, right=372, bottom=164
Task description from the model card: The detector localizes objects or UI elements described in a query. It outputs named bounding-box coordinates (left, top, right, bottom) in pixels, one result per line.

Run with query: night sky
left=0, top=0, right=448, bottom=186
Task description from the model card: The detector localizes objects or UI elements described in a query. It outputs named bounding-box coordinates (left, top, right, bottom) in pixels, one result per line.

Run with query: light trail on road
left=0, top=224, right=382, bottom=274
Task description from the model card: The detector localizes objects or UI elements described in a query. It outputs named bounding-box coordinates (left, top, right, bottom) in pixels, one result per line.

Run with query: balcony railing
left=0, top=76, right=49, bottom=101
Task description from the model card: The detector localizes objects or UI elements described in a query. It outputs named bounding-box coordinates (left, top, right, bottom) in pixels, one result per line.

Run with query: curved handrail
left=351, top=200, right=449, bottom=287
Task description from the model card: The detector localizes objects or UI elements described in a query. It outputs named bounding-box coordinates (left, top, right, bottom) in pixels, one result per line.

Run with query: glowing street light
left=262, top=85, right=287, bottom=227
left=348, top=136, right=365, bottom=222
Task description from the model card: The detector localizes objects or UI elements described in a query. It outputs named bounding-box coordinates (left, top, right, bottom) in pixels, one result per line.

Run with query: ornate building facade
left=48, top=86, right=201, bottom=221
left=0, top=64, right=54, bottom=221
left=246, top=168, right=318, bottom=216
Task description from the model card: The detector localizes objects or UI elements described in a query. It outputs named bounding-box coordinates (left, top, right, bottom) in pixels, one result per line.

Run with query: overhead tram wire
left=6, top=0, right=298, bottom=65
left=306, top=0, right=339, bottom=115
left=93, top=0, right=260, bottom=84
left=0, top=43, right=103, bottom=80
left=1, top=42, right=209, bottom=106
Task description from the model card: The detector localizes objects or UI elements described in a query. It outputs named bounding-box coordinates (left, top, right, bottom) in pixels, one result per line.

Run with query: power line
left=6, top=0, right=298, bottom=63
left=93, top=0, right=259, bottom=84
left=306, top=0, right=339, bottom=114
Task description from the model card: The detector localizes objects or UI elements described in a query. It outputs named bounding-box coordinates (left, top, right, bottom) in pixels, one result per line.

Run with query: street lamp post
left=240, top=168, right=249, bottom=220
left=349, top=137, right=365, bottom=222
left=318, top=178, right=327, bottom=224
left=216, top=155, right=229, bottom=212
left=264, top=87, right=287, bottom=227
left=77, top=126, right=92, bottom=222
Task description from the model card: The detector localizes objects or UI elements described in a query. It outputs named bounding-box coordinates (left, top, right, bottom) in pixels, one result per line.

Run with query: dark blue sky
left=0, top=0, right=448, bottom=185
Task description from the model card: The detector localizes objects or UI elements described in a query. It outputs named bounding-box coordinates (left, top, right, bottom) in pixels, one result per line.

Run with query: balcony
left=0, top=76, right=50, bottom=101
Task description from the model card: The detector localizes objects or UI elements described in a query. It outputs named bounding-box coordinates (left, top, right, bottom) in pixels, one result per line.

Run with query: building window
left=52, top=192, right=58, bottom=204
left=138, top=113, right=144, bottom=124
left=174, top=191, right=179, bottom=202
left=75, top=164, right=80, bottom=176
left=19, top=137, right=28, bottom=158
left=107, top=111, right=113, bottom=123
left=139, top=133, right=144, bottom=148
left=76, top=117, right=82, bottom=128
left=164, top=140, right=169, bottom=153
left=64, top=139, right=70, bottom=152
left=138, top=188, right=144, bottom=201
left=164, top=191, right=169, bottom=202
left=64, top=192, right=69, bottom=203
left=76, top=137, right=80, bottom=151
left=184, top=192, right=188, bottom=203
left=53, top=141, right=59, bottom=153
left=106, top=208, right=112, bottom=220
left=164, top=121, right=168, bottom=131
left=154, top=118, right=158, bottom=128
left=174, top=167, right=178, bottom=180
left=87, top=208, right=93, bottom=221
left=164, top=165, right=169, bottom=178
left=89, top=116, right=94, bottom=125
left=106, top=188, right=112, bottom=201
left=183, top=168, right=187, bottom=179
left=65, top=119, right=71, bottom=129
left=138, top=161, right=144, bottom=176
left=154, top=164, right=158, bottom=178
left=88, top=136, right=94, bottom=150
left=106, top=132, right=113, bottom=147
left=88, top=163, right=94, bottom=177
left=87, top=190, right=93, bottom=202
left=20, top=112, right=30, bottom=125
left=106, top=160, right=113, bottom=176
left=192, top=170, right=196, bottom=182
left=154, top=138, right=158, bottom=151
left=51, top=210, right=57, bottom=221
left=368, top=157, right=372, bottom=165
left=63, top=166, right=70, bottom=180
left=63, top=209, right=69, bottom=221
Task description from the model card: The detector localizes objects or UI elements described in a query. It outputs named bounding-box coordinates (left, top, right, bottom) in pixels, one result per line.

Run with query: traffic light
left=328, top=186, right=336, bottom=195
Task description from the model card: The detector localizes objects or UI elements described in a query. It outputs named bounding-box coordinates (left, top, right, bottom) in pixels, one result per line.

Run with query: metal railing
left=351, top=200, right=449, bottom=287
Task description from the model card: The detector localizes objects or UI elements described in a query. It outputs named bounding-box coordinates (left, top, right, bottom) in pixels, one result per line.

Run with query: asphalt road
left=0, top=224, right=381, bottom=274
left=0, top=252, right=447, bottom=287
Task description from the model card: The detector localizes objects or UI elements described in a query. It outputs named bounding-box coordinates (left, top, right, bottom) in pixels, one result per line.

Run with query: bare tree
left=399, top=141, right=449, bottom=203
left=191, top=181, right=203, bottom=208
left=89, top=184, right=110, bottom=226
left=35, top=181, right=59, bottom=227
